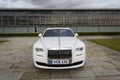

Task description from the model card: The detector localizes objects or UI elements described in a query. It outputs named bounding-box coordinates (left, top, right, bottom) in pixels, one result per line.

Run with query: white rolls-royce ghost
left=33, top=28, right=86, bottom=69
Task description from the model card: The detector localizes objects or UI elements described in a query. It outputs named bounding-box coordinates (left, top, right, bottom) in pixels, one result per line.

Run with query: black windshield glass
left=43, top=29, right=74, bottom=37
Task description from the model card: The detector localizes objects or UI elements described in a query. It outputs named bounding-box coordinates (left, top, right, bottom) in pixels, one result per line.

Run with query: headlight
left=35, top=48, right=44, bottom=52
left=75, top=47, right=84, bottom=51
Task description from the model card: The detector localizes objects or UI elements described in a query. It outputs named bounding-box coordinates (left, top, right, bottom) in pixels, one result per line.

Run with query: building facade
left=0, top=9, right=120, bottom=33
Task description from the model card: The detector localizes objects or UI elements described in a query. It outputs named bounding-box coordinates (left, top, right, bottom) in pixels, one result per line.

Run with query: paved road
left=0, top=36, right=120, bottom=80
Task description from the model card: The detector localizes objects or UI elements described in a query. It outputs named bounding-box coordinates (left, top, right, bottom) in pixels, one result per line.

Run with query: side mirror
left=75, top=33, right=78, bottom=37
left=38, top=33, right=42, bottom=37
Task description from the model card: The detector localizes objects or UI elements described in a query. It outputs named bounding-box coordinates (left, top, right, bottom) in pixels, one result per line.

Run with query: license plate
left=50, top=59, right=69, bottom=64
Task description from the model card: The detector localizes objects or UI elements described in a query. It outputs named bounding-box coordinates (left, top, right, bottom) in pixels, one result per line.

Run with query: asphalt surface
left=0, top=36, right=120, bottom=80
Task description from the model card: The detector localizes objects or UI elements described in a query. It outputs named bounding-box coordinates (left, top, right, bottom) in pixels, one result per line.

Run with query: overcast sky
left=0, top=0, right=120, bottom=9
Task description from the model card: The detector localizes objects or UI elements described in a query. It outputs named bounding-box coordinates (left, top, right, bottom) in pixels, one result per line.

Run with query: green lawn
left=88, top=39, right=120, bottom=52
left=0, top=40, right=8, bottom=43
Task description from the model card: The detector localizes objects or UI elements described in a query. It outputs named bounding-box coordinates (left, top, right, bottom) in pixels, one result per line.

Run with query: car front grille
left=48, top=50, right=72, bottom=59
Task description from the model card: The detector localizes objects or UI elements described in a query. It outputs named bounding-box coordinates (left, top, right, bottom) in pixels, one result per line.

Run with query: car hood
left=40, top=37, right=78, bottom=49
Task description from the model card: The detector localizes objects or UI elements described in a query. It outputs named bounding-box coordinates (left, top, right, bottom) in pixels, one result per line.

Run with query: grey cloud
left=31, top=0, right=50, bottom=7
left=11, top=0, right=18, bottom=2
left=30, top=0, right=85, bottom=8
left=0, top=3, right=6, bottom=8
left=0, top=0, right=120, bottom=8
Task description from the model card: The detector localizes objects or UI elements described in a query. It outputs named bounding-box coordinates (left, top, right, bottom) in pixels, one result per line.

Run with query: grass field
left=0, top=40, right=8, bottom=43
left=88, top=39, right=120, bottom=52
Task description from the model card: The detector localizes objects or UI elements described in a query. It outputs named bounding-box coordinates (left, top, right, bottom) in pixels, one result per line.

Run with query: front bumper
left=33, top=49, right=86, bottom=69
left=34, top=60, right=85, bottom=69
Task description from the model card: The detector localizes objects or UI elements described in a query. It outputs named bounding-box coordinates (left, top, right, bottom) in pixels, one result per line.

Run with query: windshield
left=43, top=29, right=74, bottom=37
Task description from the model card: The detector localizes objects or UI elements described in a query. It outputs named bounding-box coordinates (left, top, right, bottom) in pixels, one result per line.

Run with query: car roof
left=45, top=27, right=71, bottom=30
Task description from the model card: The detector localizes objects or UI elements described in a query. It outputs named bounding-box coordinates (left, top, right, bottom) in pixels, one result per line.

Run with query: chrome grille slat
left=48, top=50, right=72, bottom=59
